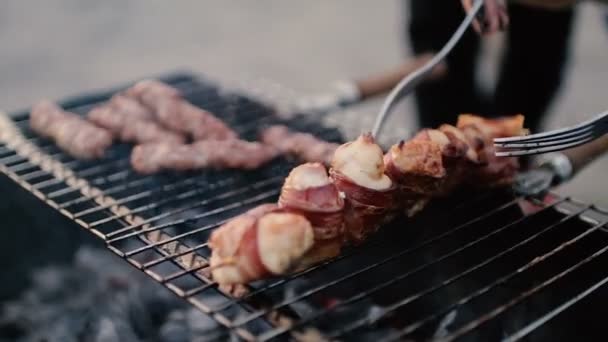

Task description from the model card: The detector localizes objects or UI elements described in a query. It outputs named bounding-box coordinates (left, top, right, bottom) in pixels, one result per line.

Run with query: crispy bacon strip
left=30, top=100, right=113, bottom=159
left=209, top=204, right=314, bottom=284
left=87, top=95, right=185, bottom=145
left=457, top=114, right=527, bottom=139
left=330, top=133, right=397, bottom=244
left=126, top=80, right=237, bottom=141
left=279, top=163, right=345, bottom=264
left=130, top=139, right=279, bottom=174
left=260, top=125, right=339, bottom=165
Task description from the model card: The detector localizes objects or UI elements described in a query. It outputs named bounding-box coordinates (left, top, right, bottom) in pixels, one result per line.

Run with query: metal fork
left=494, top=110, right=608, bottom=157
left=371, top=0, right=485, bottom=138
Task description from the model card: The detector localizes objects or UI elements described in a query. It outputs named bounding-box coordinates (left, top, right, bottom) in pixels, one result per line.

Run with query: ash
left=0, top=247, right=231, bottom=342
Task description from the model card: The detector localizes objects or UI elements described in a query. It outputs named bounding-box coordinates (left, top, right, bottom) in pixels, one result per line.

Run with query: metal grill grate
left=2, top=72, right=608, bottom=341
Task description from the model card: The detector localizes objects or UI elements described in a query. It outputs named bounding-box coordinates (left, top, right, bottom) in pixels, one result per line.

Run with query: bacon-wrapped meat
left=383, top=130, right=446, bottom=216
left=260, top=125, right=339, bottom=165
left=130, top=139, right=280, bottom=174
left=30, top=100, right=113, bottom=159
left=88, top=95, right=186, bottom=145
left=423, top=126, right=481, bottom=195
left=209, top=204, right=314, bottom=284
left=279, top=163, right=345, bottom=264
left=330, top=133, right=397, bottom=244
left=456, top=114, right=526, bottom=186
left=126, top=80, right=237, bottom=141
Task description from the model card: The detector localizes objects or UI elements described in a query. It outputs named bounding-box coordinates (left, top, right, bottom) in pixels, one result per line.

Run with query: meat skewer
left=130, top=139, right=280, bottom=174
left=259, top=125, right=340, bottom=165
left=30, top=100, right=113, bottom=160
left=88, top=95, right=186, bottom=145
left=207, top=114, right=527, bottom=286
left=384, top=126, right=482, bottom=216
left=329, top=133, right=398, bottom=244
left=209, top=204, right=314, bottom=285
left=126, top=80, right=237, bottom=141
left=278, top=163, right=345, bottom=265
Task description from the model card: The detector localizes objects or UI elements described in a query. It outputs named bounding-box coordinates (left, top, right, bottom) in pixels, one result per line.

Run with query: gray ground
left=0, top=0, right=606, bottom=205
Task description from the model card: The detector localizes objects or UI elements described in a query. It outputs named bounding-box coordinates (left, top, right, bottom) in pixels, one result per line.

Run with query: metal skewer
left=371, top=0, right=485, bottom=138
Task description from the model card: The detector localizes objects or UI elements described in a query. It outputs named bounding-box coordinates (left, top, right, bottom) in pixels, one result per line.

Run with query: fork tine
left=494, top=124, right=593, bottom=146
left=495, top=130, right=595, bottom=149
left=494, top=110, right=608, bottom=144
left=495, top=134, right=597, bottom=157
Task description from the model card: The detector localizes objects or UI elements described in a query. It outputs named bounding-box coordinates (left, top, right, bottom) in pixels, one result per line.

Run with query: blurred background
left=0, top=0, right=606, bottom=205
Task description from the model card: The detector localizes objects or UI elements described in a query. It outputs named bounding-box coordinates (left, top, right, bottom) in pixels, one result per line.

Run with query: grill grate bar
left=58, top=176, right=152, bottom=209
left=504, top=274, right=608, bottom=341
left=438, top=220, right=608, bottom=342
left=93, top=172, right=283, bottom=230
left=100, top=177, right=243, bottom=234
left=161, top=261, right=210, bottom=284
left=142, top=241, right=209, bottom=269
left=108, top=179, right=278, bottom=243
left=30, top=160, right=129, bottom=191
left=71, top=174, right=210, bottom=218
left=330, top=203, right=590, bottom=340
left=183, top=283, right=218, bottom=298
left=19, top=169, right=53, bottom=182
left=71, top=158, right=131, bottom=179
left=41, top=166, right=130, bottom=198
left=120, top=189, right=280, bottom=257
left=0, top=145, right=13, bottom=155
left=0, top=153, right=26, bottom=165
left=105, top=180, right=281, bottom=243
left=257, top=198, right=565, bottom=341
left=6, top=160, right=39, bottom=173
left=232, top=197, right=522, bottom=328
left=389, top=212, right=595, bottom=340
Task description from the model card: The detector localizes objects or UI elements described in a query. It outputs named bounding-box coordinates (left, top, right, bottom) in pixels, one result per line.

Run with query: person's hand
left=462, top=0, right=509, bottom=35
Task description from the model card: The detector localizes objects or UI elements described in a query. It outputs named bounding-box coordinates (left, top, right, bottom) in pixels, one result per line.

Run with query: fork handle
left=561, top=133, right=608, bottom=177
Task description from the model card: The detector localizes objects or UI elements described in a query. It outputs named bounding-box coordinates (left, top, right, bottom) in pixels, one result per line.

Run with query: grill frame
left=2, top=72, right=608, bottom=341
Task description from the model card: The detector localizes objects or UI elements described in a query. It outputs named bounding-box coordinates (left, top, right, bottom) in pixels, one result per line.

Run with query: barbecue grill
left=2, top=72, right=608, bottom=341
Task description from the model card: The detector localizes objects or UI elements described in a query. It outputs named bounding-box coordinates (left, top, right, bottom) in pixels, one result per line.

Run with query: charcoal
left=0, top=247, right=230, bottom=342
left=159, top=311, right=190, bottom=342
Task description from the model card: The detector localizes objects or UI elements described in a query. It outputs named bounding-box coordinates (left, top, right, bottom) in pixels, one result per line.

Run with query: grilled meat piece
left=30, top=100, right=113, bottom=159
left=88, top=95, right=185, bottom=145
left=457, top=114, right=525, bottom=186
left=384, top=132, right=446, bottom=216
left=330, top=133, right=397, bottom=244
left=130, top=139, right=280, bottom=174
left=209, top=204, right=314, bottom=284
left=126, top=80, right=237, bottom=141
left=279, top=163, right=345, bottom=265
left=260, top=125, right=339, bottom=165
left=437, top=124, right=481, bottom=194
